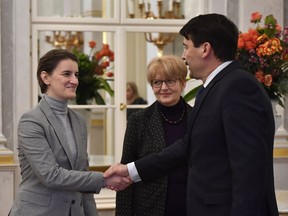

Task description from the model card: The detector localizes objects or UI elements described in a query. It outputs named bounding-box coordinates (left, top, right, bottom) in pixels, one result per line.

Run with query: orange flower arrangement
left=237, top=12, right=288, bottom=106
left=73, top=40, right=114, bottom=105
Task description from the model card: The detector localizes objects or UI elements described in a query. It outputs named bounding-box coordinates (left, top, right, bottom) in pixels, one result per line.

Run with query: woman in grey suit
left=9, top=49, right=129, bottom=216
left=116, top=55, right=193, bottom=216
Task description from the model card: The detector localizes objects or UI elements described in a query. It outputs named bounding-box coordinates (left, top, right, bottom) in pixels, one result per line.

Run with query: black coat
left=116, top=100, right=192, bottom=216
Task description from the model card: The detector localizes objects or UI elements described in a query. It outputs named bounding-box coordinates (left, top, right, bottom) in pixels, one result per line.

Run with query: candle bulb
left=168, top=0, right=173, bottom=11
left=144, top=0, right=149, bottom=12
left=127, top=0, right=134, bottom=14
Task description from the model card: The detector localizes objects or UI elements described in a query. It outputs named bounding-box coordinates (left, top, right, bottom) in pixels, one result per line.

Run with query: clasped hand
left=104, top=163, right=132, bottom=191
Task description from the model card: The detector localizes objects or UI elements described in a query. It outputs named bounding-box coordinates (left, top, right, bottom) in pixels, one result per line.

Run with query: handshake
left=103, top=163, right=132, bottom=191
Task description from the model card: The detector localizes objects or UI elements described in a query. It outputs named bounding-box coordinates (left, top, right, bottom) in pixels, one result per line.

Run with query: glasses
left=151, top=78, right=179, bottom=88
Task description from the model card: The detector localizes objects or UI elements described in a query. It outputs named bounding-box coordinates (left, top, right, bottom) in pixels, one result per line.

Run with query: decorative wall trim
left=94, top=189, right=116, bottom=210
left=0, top=155, right=14, bottom=164
left=274, top=147, right=288, bottom=158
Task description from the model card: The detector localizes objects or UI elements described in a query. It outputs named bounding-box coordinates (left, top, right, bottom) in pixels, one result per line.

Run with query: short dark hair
left=179, top=13, right=239, bottom=62
left=37, top=49, right=78, bottom=93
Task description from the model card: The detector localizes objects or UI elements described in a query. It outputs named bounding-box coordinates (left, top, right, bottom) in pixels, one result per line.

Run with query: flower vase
left=271, top=99, right=282, bottom=131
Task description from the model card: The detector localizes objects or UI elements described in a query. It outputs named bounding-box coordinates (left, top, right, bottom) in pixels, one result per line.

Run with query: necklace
left=158, top=106, right=186, bottom=124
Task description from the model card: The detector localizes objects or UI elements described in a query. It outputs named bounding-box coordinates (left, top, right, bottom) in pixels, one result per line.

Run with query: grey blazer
left=10, top=97, right=103, bottom=216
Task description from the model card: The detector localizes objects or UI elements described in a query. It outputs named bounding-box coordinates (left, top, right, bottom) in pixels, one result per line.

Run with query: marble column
left=0, top=1, right=17, bottom=214
left=0, top=0, right=14, bottom=164
left=0, top=0, right=30, bottom=214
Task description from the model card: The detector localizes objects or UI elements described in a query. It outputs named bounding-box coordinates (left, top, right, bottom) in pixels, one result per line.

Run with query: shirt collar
left=203, top=61, right=232, bottom=88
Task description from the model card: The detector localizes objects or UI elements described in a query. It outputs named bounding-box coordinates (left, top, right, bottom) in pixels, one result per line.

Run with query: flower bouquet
left=237, top=12, right=288, bottom=107
left=73, top=40, right=114, bottom=105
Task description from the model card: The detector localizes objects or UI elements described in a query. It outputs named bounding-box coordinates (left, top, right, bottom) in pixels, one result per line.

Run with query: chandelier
left=45, top=31, right=84, bottom=51
left=128, top=0, right=184, bottom=56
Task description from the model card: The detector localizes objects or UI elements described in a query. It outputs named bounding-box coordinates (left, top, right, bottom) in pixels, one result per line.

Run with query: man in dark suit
left=105, top=13, right=279, bottom=216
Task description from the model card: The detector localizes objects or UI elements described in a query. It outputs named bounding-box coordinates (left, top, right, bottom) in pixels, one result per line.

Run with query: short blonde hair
left=147, top=55, right=188, bottom=85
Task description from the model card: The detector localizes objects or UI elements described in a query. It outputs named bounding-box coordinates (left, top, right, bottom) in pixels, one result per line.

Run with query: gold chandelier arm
left=137, top=1, right=183, bottom=57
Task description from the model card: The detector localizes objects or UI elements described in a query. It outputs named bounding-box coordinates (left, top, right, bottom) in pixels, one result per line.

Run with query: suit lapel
left=38, top=98, right=75, bottom=169
left=186, top=61, right=240, bottom=142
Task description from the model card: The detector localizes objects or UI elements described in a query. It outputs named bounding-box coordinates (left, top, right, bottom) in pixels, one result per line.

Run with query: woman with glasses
left=116, top=55, right=192, bottom=216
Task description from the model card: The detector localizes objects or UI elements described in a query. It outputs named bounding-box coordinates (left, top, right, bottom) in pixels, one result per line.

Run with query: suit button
left=71, top=200, right=75, bottom=204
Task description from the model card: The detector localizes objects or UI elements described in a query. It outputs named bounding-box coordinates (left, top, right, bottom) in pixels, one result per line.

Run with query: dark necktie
left=195, top=86, right=204, bottom=104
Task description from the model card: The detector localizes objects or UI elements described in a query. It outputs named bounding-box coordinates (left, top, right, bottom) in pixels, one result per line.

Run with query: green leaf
left=94, top=92, right=106, bottom=105
left=97, top=77, right=114, bottom=96
left=183, top=85, right=203, bottom=102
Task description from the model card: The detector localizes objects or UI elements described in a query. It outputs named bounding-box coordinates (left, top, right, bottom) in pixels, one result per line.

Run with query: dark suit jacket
left=10, top=97, right=102, bottom=216
left=116, top=100, right=192, bottom=216
left=135, top=61, right=279, bottom=216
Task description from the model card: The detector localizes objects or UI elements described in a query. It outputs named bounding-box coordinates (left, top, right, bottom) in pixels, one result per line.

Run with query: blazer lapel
left=38, top=98, right=75, bottom=169
left=68, top=110, right=83, bottom=170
